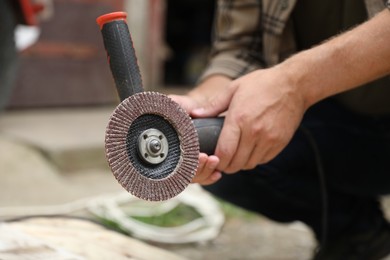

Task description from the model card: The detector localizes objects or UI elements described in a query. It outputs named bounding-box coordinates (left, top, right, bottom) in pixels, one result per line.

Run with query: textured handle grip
left=97, top=12, right=143, bottom=100
left=193, top=117, right=224, bottom=155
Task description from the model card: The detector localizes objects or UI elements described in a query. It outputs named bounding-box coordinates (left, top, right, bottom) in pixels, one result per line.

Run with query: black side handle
left=97, top=12, right=144, bottom=100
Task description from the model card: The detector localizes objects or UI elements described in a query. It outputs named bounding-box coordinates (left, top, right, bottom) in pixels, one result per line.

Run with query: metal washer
left=137, top=128, right=169, bottom=165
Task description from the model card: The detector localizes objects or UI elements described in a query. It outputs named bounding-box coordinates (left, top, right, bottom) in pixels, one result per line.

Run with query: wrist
left=275, top=54, right=316, bottom=110
left=276, top=45, right=340, bottom=110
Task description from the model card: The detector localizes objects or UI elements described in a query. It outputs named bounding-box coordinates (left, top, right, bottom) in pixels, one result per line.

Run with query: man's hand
left=192, top=68, right=306, bottom=174
left=169, top=75, right=231, bottom=185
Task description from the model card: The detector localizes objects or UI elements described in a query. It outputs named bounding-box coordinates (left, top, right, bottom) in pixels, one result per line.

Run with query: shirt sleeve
left=199, top=0, right=265, bottom=82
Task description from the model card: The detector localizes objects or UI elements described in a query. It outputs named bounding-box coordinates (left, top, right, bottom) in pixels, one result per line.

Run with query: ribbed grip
left=100, top=18, right=144, bottom=100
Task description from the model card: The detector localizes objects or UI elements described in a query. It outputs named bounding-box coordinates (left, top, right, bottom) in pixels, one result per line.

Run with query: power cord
left=299, top=125, right=329, bottom=250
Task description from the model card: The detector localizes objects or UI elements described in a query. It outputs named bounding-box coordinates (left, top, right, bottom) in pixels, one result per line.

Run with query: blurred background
left=1, top=0, right=215, bottom=110
left=0, top=0, right=338, bottom=259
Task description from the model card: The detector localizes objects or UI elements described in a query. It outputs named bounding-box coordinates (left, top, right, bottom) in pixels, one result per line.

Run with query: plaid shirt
left=201, top=0, right=390, bottom=80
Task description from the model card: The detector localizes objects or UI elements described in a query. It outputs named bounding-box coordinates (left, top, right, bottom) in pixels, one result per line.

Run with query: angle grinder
left=96, top=12, right=223, bottom=201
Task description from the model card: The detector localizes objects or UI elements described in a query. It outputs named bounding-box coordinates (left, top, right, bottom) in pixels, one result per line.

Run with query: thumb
left=192, top=84, right=237, bottom=117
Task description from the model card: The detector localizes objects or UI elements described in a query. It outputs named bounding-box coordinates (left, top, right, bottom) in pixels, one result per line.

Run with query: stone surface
left=0, top=107, right=113, bottom=172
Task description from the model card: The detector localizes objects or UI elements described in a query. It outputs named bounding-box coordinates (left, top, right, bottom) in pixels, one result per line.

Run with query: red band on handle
left=96, top=12, right=127, bottom=30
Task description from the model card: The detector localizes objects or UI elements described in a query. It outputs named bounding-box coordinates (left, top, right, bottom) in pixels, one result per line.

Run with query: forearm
left=278, top=9, right=390, bottom=109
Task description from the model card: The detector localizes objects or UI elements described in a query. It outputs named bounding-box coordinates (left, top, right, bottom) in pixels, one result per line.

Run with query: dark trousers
left=204, top=99, right=390, bottom=241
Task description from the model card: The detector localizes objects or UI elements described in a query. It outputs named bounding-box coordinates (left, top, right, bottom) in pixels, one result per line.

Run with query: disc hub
left=138, top=128, right=169, bottom=164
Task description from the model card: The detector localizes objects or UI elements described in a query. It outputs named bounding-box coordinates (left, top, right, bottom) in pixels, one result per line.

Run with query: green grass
left=98, top=203, right=202, bottom=234
left=131, top=203, right=202, bottom=227
left=217, top=199, right=258, bottom=220
left=98, top=217, right=132, bottom=236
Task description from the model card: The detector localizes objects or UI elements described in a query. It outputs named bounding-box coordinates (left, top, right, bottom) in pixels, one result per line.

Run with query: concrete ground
left=0, top=107, right=389, bottom=260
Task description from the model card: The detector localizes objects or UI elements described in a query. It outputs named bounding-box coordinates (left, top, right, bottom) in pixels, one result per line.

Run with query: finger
left=193, top=155, right=220, bottom=183
left=196, top=155, right=219, bottom=184
left=192, top=83, right=238, bottom=118
left=225, top=127, right=256, bottom=173
left=192, top=153, right=208, bottom=183
left=199, top=171, right=222, bottom=186
left=243, top=144, right=265, bottom=170
left=244, top=137, right=281, bottom=170
left=258, top=140, right=285, bottom=165
left=214, top=117, right=241, bottom=173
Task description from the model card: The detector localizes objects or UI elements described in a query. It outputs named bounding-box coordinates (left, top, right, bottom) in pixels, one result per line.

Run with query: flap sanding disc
left=105, top=92, right=199, bottom=201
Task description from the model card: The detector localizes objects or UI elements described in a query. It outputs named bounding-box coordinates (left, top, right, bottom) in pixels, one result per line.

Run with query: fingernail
left=211, top=172, right=222, bottom=181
